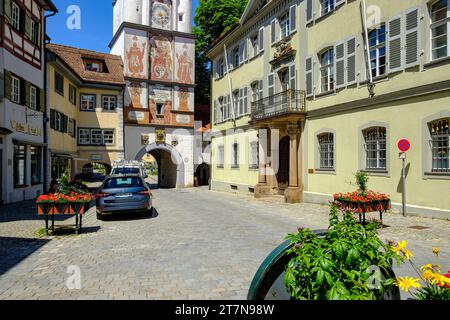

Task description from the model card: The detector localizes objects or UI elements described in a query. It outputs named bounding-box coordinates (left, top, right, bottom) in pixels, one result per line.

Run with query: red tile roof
left=46, top=43, right=125, bottom=86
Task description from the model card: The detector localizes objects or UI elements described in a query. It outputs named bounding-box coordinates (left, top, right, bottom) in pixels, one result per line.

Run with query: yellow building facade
left=208, top=0, right=450, bottom=219
left=46, top=44, right=125, bottom=185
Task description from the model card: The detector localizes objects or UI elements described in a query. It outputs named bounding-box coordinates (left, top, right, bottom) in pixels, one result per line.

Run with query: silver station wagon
left=95, top=174, right=152, bottom=220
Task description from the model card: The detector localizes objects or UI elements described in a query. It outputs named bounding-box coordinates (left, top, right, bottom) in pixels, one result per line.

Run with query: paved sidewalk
left=0, top=188, right=448, bottom=300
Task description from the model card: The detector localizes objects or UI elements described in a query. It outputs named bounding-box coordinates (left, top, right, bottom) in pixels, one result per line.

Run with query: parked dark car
left=95, top=174, right=152, bottom=220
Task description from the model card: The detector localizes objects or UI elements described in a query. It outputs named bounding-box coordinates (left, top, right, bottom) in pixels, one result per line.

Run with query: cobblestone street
left=0, top=187, right=449, bottom=300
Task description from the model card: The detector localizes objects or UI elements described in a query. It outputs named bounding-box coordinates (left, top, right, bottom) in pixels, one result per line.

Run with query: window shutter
left=63, top=115, right=68, bottom=133
left=4, top=71, right=12, bottom=101
left=0, top=72, right=4, bottom=101
left=268, top=73, right=275, bottom=96
left=24, top=81, right=30, bottom=108
left=19, top=8, right=26, bottom=33
left=335, top=41, right=346, bottom=88
left=387, top=15, right=403, bottom=73
left=244, top=87, right=248, bottom=114
left=306, top=0, right=314, bottom=24
left=239, top=88, right=243, bottom=115
left=214, top=60, right=219, bottom=79
left=346, top=37, right=357, bottom=85
left=39, top=88, right=45, bottom=113
left=20, top=78, right=26, bottom=106
left=24, top=13, right=31, bottom=38
left=239, top=41, right=244, bottom=66
left=259, top=27, right=264, bottom=53
left=243, top=38, right=248, bottom=62
left=50, top=109, right=56, bottom=129
left=289, top=5, right=297, bottom=34
left=213, top=100, right=217, bottom=124
left=271, top=19, right=276, bottom=45
left=289, top=64, right=296, bottom=90
left=227, top=50, right=233, bottom=71
left=72, top=119, right=77, bottom=138
left=4, top=0, right=12, bottom=23
left=305, top=56, right=314, bottom=97
left=405, top=8, right=420, bottom=68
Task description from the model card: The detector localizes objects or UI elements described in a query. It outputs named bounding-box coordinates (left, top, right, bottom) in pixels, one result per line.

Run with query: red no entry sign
left=397, top=139, right=411, bottom=152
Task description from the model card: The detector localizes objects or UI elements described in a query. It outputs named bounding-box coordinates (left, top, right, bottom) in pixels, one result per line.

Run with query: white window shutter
left=244, top=38, right=248, bottom=62
left=238, top=88, right=243, bottom=115
left=214, top=100, right=217, bottom=124
left=259, top=27, right=264, bottom=53
left=289, top=64, right=296, bottom=90
left=346, top=37, right=357, bottom=85
left=387, top=15, right=403, bottom=73
left=305, top=56, right=314, bottom=97
left=271, top=19, right=276, bottom=45
left=335, top=41, right=346, bottom=88
left=244, top=87, right=248, bottom=114
left=227, top=50, right=233, bottom=71
left=306, top=0, right=314, bottom=24
left=405, top=8, right=420, bottom=68
left=239, top=41, right=245, bottom=66
left=290, top=5, right=297, bottom=34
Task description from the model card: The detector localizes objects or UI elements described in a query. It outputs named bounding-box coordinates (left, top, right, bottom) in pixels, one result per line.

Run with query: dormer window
left=83, top=58, right=108, bottom=73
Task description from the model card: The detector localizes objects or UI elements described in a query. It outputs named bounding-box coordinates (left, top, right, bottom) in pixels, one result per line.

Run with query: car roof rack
left=112, top=160, right=144, bottom=168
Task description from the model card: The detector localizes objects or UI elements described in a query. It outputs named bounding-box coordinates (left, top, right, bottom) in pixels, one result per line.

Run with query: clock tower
left=110, top=0, right=195, bottom=188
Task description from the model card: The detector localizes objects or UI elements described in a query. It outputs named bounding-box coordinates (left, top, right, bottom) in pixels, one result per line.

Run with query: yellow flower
left=394, top=276, right=422, bottom=292
left=431, top=274, right=450, bottom=287
left=432, top=247, right=440, bottom=256
left=422, top=270, right=435, bottom=281
left=402, top=249, right=414, bottom=260
left=421, top=264, right=433, bottom=272
left=392, top=240, right=408, bottom=255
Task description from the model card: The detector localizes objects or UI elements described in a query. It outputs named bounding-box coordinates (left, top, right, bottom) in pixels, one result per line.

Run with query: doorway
left=276, top=136, right=290, bottom=194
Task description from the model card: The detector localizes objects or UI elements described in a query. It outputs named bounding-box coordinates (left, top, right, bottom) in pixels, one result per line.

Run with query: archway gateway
left=135, top=143, right=185, bottom=188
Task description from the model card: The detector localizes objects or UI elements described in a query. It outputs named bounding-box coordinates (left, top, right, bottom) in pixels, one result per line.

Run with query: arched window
left=318, top=133, right=334, bottom=169
left=320, top=48, right=334, bottom=93
left=430, top=118, right=450, bottom=172
left=363, top=127, right=386, bottom=170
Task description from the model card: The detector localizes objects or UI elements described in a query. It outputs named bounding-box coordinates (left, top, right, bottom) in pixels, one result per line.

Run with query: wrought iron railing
left=251, top=90, right=306, bottom=121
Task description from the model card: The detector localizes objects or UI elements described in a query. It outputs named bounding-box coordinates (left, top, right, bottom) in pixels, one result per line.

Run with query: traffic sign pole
left=397, top=139, right=410, bottom=217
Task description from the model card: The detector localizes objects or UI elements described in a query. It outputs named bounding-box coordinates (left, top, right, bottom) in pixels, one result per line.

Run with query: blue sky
left=47, top=0, right=199, bottom=53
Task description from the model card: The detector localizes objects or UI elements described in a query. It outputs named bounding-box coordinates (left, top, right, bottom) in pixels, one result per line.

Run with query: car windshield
left=104, top=177, right=143, bottom=189
left=112, top=167, right=140, bottom=175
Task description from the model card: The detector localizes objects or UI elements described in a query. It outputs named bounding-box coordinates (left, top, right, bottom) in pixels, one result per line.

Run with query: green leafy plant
left=355, top=171, right=369, bottom=192
left=284, top=204, right=402, bottom=300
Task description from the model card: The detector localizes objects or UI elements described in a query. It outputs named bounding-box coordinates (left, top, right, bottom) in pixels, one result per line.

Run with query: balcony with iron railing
left=250, top=90, right=306, bottom=123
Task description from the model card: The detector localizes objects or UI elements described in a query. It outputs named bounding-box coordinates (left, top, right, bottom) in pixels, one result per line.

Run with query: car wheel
left=96, top=212, right=103, bottom=220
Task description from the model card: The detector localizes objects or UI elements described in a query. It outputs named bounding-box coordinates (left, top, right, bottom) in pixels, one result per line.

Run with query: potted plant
left=36, top=194, right=57, bottom=215
left=283, top=204, right=401, bottom=300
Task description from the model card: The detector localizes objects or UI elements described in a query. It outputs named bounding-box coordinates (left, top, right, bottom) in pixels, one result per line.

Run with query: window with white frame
left=217, top=57, right=225, bottom=77
left=318, top=133, right=334, bottom=170
left=31, top=19, right=39, bottom=44
left=69, top=85, right=77, bottom=105
left=430, top=0, right=449, bottom=60
left=81, top=94, right=96, bottom=111
left=320, top=48, right=334, bottom=93
left=232, top=143, right=239, bottom=168
left=251, top=34, right=259, bottom=57
left=102, top=95, right=117, bottom=111
left=12, top=75, right=20, bottom=104
left=217, top=145, right=224, bottom=168
left=280, top=12, right=290, bottom=39
left=30, top=86, right=37, bottom=110
left=103, top=130, right=115, bottom=145
left=251, top=81, right=263, bottom=102
left=430, top=118, right=449, bottom=172
left=364, top=127, right=387, bottom=170
left=12, top=3, right=20, bottom=30
left=78, top=129, right=91, bottom=145
left=91, top=129, right=103, bottom=145
left=249, top=141, right=259, bottom=169
left=321, top=0, right=335, bottom=16
left=68, top=119, right=75, bottom=137
left=233, top=47, right=240, bottom=68
left=368, top=24, right=387, bottom=78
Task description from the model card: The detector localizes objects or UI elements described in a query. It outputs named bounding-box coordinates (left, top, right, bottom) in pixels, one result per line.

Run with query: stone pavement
left=0, top=188, right=448, bottom=300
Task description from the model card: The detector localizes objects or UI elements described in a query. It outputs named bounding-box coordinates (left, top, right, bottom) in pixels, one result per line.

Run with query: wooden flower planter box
left=335, top=199, right=391, bottom=225
left=37, top=201, right=91, bottom=235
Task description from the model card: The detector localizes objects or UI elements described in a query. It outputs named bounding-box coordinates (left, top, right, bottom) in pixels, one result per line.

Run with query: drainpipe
left=43, top=10, right=57, bottom=193
left=361, top=0, right=375, bottom=97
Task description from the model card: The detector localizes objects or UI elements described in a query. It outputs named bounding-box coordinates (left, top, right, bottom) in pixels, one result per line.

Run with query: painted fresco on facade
left=125, top=81, right=148, bottom=108
left=173, top=86, right=194, bottom=112
left=150, top=34, right=173, bottom=81
left=175, top=37, right=195, bottom=84
left=151, top=0, right=172, bottom=30
left=125, top=32, right=148, bottom=78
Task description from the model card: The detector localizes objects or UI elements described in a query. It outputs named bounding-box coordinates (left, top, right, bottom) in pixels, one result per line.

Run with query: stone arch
left=135, top=143, right=185, bottom=187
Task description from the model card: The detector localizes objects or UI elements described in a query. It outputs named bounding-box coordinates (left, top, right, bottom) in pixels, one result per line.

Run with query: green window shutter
left=4, top=70, right=12, bottom=101
left=24, top=13, right=31, bottom=39
left=72, top=119, right=77, bottom=137
left=63, top=115, right=68, bottom=133
left=50, top=109, right=55, bottom=129
left=39, top=88, right=45, bottom=113
left=24, top=81, right=30, bottom=108
left=4, top=0, right=11, bottom=23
